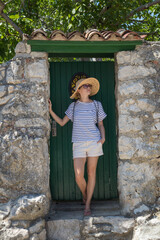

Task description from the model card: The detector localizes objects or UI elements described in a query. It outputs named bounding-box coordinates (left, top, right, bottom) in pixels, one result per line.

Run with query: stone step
left=46, top=200, right=136, bottom=240
left=50, top=199, right=120, bottom=211
left=46, top=201, right=160, bottom=240
left=46, top=214, right=135, bottom=240
left=47, top=200, right=121, bottom=220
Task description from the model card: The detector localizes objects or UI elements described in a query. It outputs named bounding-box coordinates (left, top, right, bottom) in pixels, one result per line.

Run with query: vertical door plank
left=107, top=62, right=118, bottom=198
left=101, top=62, right=110, bottom=199
left=50, top=63, right=59, bottom=199
left=55, top=63, right=64, bottom=200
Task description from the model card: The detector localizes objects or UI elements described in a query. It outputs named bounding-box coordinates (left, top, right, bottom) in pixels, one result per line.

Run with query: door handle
left=52, top=120, right=57, bottom=137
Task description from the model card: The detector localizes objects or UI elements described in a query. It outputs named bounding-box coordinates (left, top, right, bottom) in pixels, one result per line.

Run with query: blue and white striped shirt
left=65, top=100, right=107, bottom=143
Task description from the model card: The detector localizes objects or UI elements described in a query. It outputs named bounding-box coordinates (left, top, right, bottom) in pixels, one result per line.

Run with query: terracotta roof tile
left=50, top=30, right=67, bottom=41
left=84, top=30, right=104, bottom=41
left=30, top=29, right=48, bottom=40
left=67, top=31, right=86, bottom=41
left=100, top=31, right=121, bottom=41
left=23, top=28, right=146, bottom=41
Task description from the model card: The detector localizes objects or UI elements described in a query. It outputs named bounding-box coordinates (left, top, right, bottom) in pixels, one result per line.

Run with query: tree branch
left=5, top=0, right=14, bottom=5
left=135, top=31, right=158, bottom=35
left=0, top=0, right=23, bottom=36
left=128, top=18, right=148, bottom=23
left=100, top=2, right=113, bottom=15
left=0, top=0, right=5, bottom=12
left=126, top=0, right=160, bottom=19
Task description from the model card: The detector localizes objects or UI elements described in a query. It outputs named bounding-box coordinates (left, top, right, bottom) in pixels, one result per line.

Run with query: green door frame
left=26, top=39, right=142, bottom=199
left=27, top=40, right=142, bottom=58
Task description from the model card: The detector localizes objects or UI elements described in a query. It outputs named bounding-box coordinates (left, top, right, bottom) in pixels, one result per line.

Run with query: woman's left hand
left=97, top=138, right=105, bottom=145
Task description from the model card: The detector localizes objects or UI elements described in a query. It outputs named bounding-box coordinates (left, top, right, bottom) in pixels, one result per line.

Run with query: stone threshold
left=46, top=199, right=121, bottom=220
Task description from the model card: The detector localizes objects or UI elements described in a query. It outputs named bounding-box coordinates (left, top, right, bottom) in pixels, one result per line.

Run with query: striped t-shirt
left=65, top=100, right=107, bottom=143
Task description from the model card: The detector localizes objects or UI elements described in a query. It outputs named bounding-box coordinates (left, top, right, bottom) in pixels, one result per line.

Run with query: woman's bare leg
left=73, top=157, right=87, bottom=200
left=85, top=156, right=99, bottom=211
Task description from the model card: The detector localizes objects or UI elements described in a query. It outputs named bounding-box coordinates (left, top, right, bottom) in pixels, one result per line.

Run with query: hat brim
left=70, top=77, right=100, bottom=99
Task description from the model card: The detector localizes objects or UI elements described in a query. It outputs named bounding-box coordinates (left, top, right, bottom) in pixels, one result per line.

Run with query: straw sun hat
left=70, top=77, right=100, bottom=99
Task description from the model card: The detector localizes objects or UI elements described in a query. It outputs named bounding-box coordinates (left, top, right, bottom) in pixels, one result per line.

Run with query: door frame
left=27, top=40, right=142, bottom=58
left=27, top=39, right=143, bottom=201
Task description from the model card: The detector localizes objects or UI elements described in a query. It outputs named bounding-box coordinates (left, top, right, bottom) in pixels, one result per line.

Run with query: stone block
left=153, top=113, right=160, bottom=119
left=38, top=229, right=46, bottom=240
left=15, top=42, right=31, bottom=54
left=9, top=194, right=48, bottom=221
left=0, top=219, right=12, bottom=229
left=46, top=219, right=81, bottom=240
left=118, top=160, right=160, bottom=215
left=83, top=216, right=135, bottom=239
left=151, top=122, right=160, bottom=131
left=118, top=66, right=157, bottom=81
left=29, top=219, right=45, bottom=234
left=13, top=53, right=32, bottom=59
left=119, top=135, right=159, bottom=159
left=14, top=118, right=49, bottom=128
left=0, top=137, right=50, bottom=200
left=134, top=204, right=150, bottom=214
left=0, top=94, right=14, bottom=106
left=30, top=52, right=48, bottom=58
left=119, top=115, right=143, bottom=132
left=11, top=220, right=30, bottom=229
left=6, top=60, right=24, bottom=84
left=119, top=136, right=141, bottom=159
left=119, top=82, right=145, bottom=96
left=25, top=60, right=48, bottom=83
left=137, top=99, right=156, bottom=112
left=119, top=99, right=141, bottom=114
left=0, top=227, right=29, bottom=240
left=116, top=51, right=131, bottom=65
left=0, top=201, right=11, bottom=220
left=116, top=51, right=145, bottom=66
left=0, top=67, right=5, bottom=81
left=8, top=85, right=15, bottom=94
left=132, top=216, right=160, bottom=240
left=29, top=233, right=39, bottom=240
left=136, top=214, right=151, bottom=224
left=2, top=86, right=49, bottom=118
left=0, top=86, right=6, bottom=98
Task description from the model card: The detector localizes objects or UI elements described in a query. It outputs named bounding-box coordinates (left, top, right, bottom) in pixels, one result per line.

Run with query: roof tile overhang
left=25, top=28, right=146, bottom=57
left=23, top=28, right=147, bottom=41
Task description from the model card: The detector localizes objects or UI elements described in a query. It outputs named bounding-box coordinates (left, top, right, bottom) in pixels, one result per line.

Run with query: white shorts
left=72, top=140, right=104, bottom=159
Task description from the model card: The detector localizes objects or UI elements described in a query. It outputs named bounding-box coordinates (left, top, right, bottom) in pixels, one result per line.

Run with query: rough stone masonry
left=0, top=42, right=51, bottom=239
left=115, top=41, right=160, bottom=216
left=0, top=40, right=160, bottom=239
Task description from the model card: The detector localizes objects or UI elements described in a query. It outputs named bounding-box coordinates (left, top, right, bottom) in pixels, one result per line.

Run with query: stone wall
left=0, top=41, right=51, bottom=239
left=0, top=40, right=160, bottom=239
left=115, top=41, right=160, bottom=215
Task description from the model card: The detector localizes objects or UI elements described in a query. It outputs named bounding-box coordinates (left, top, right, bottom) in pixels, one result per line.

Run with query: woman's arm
left=97, top=120, right=105, bottom=144
left=48, top=99, right=70, bottom=127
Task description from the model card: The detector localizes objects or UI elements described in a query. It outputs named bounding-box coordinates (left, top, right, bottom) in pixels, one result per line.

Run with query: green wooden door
left=50, top=61, right=117, bottom=200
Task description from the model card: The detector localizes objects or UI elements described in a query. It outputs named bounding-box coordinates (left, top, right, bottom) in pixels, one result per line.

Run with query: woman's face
left=77, top=84, right=92, bottom=98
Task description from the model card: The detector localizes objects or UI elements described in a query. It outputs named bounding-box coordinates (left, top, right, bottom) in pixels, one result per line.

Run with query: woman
left=48, top=77, right=107, bottom=216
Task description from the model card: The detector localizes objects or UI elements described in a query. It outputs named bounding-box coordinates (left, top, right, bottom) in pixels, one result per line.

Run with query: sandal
left=84, top=209, right=91, bottom=216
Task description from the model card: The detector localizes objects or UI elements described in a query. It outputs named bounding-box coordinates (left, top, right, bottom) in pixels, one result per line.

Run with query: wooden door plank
left=101, top=62, right=110, bottom=199
left=107, top=62, right=118, bottom=198
left=50, top=63, right=59, bottom=199
left=56, top=63, right=64, bottom=200
left=61, top=62, right=70, bottom=200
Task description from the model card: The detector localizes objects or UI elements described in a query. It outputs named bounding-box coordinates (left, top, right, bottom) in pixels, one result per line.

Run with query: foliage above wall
left=0, top=0, right=160, bottom=63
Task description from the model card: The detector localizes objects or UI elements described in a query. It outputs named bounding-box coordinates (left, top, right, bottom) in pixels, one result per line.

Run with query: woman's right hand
left=48, top=99, right=52, bottom=113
